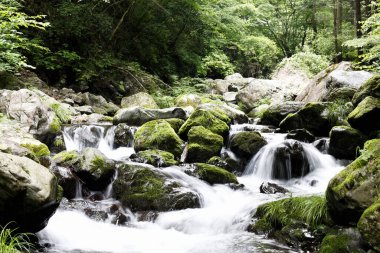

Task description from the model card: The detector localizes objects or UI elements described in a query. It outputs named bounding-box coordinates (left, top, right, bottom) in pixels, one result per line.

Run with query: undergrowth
left=0, top=223, right=34, bottom=253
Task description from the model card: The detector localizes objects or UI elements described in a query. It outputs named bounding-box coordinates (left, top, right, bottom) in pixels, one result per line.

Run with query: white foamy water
left=39, top=123, right=344, bottom=253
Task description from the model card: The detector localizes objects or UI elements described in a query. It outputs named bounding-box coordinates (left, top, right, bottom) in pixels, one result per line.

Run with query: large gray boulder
left=352, top=75, right=380, bottom=106
left=120, top=92, right=159, bottom=109
left=347, top=96, right=380, bottom=134
left=113, top=107, right=188, bottom=126
left=197, top=103, right=248, bottom=124
left=328, top=126, right=367, bottom=160
left=0, top=152, right=62, bottom=232
left=261, top=102, right=305, bottom=126
left=296, top=62, right=373, bottom=103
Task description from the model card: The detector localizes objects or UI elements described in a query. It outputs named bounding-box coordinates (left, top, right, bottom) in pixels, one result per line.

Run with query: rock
left=347, top=96, right=380, bottom=134
left=230, top=131, right=267, bottom=160
left=178, top=109, right=230, bottom=139
left=279, top=102, right=332, bottom=136
left=113, top=163, right=200, bottom=211
left=194, top=163, right=238, bottom=185
left=134, top=149, right=178, bottom=167
left=272, top=140, right=311, bottom=180
left=207, top=156, right=234, bottom=172
left=225, top=73, right=243, bottom=80
left=328, top=126, right=366, bottom=160
left=82, top=92, right=119, bottom=116
left=51, top=166, right=79, bottom=199
left=187, top=126, right=223, bottom=163
left=0, top=89, right=58, bottom=138
left=223, top=92, right=238, bottom=103
left=74, top=105, right=94, bottom=114
left=313, top=138, right=329, bottom=153
left=175, top=94, right=202, bottom=108
left=163, top=118, right=185, bottom=133
left=197, top=103, right=248, bottom=124
left=113, top=123, right=134, bottom=148
left=319, top=228, right=367, bottom=253
left=323, top=87, right=357, bottom=103
left=70, top=113, right=113, bottom=125
left=326, top=139, right=380, bottom=225
left=352, top=75, right=380, bottom=106
left=296, top=62, right=373, bottom=102
left=120, top=92, right=159, bottom=109
left=0, top=152, right=62, bottom=232
left=248, top=104, right=270, bottom=119
left=134, top=120, right=184, bottom=158
left=53, top=148, right=115, bottom=191
left=261, top=102, right=306, bottom=127
left=228, top=84, right=239, bottom=92
left=357, top=201, right=380, bottom=252
left=259, top=182, right=289, bottom=194
left=286, top=129, right=315, bottom=143
left=113, top=107, right=188, bottom=126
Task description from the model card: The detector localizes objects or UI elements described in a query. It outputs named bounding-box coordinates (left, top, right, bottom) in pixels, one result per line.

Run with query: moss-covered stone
left=113, top=163, right=200, bottom=211
left=194, top=163, right=238, bottom=184
left=357, top=201, right=380, bottom=252
left=348, top=96, right=380, bottom=133
left=134, top=120, right=184, bottom=158
left=260, top=102, right=305, bottom=127
left=175, top=94, right=202, bottom=108
left=352, top=75, right=380, bottom=106
left=230, top=131, right=267, bottom=159
left=50, top=116, right=61, bottom=133
left=207, top=156, right=234, bottom=172
left=319, top=229, right=366, bottom=253
left=21, top=142, right=51, bottom=158
left=328, top=126, right=367, bottom=160
left=187, top=126, right=223, bottom=163
left=285, top=129, right=315, bottom=143
left=136, top=149, right=178, bottom=167
left=326, top=139, right=380, bottom=225
left=164, top=118, right=185, bottom=133
left=178, top=109, right=230, bottom=139
left=120, top=92, right=159, bottom=109
left=53, top=150, right=80, bottom=165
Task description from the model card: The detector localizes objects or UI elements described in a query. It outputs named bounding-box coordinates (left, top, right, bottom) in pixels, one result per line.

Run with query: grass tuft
left=0, top=223, right=34, bottom=253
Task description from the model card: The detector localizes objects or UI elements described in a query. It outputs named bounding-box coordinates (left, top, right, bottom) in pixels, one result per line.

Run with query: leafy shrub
left=198, top=51, right=235, bottom=79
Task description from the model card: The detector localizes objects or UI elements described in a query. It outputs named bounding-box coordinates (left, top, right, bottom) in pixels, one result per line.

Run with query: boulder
left=134, top=120, right=184, bottom=158
left=178, top=109, right=230, bottom=139
left=193, top=163, right=238, bottom=185
left=187, top=126, right=223, bottom=163
left=53, top=148, right=115, bottom=191
left=82, top=92, right=119, bottom=116
left=286, top=129, right=315, bottom=143
left=51, top=166, right=79, bottom=200
left=197, top=103, right=248, bottom=124
left=347, top=96, right=380, bottom=134
left=259, top=182, right=289, bottom=194
left=133, top=149, right=178, bottom=167
left=113, top=107, right=188, bottom=126
left=0, top=152, right=62, bottom=232
left=326, top=139, right=380, bottom=225
left=163, top=118, right=185, bottom=133
left=230, top=132, right=267, bottom=159
left=207, top=156, right=234, bottom=173
left=74, top=105, right=94, bottom=114
left=323, top=87, right=357, bottom=103
left=120, top=92, right=159, bottom=109
left=352, top=75, right=380, bottom=106
left=223, top=92, right=238, bottom=103
left=261, top=102, right=305, bottom=127
left=328, top=126, right=366, bottom=160
left=319, top=228, right=367, bottom=253
left=175, top=94, right=202, bottom=108
left=70, top=113, right=113, bottom=125
left=248, top=104, right=270, bottom=119
left=113, top=123, right=134, bottom=148
left=357, top=201, right=380, bottom=252
left=113, top=163, right=200, bottom=211
left=279, top=102, right=332, bottom=136
left=296, top=62, right=373, bottom=102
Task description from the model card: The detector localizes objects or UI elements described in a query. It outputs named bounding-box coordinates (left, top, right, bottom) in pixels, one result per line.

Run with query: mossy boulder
left=20, top=142, right=50, bottom=158
left=164, top=118, right=185, bottom=133
left=175, top=94, right=202, bottom=108
left=187, top=126, right=223, bottom=163
left=352, top=75, right=380, bottom=106
left=347, top=96, right=380, bottom=134
left=319, top=229, right=367, bottom=253
left=112, top=163, right=200, bottom=211
left=134, top=149, right=178, bottom=167
left=230, top=131, right=267, bottom=160
left=194, top=163, right=238, bottom=185
left=328, top=126, right=366, bottom=160
left=357, top=201, right=380, bottom=252
left=207, top=156, right=234, bottom=172
left=285, top=129, right=315, bottom=143
left=113, top=123, right=134, bottom=148
left=134, top=120, right=184, bottom=158
left=326, top=139, right=380, bottom=225
left=197, top=103, right=248, bottom=124
left=261, top=102, right=305, bottom=127
left=178, top=109, right=230, bottom=139
left=120, top=92, right=159, bottom=109
left=279, top=102, right=332, bottom=136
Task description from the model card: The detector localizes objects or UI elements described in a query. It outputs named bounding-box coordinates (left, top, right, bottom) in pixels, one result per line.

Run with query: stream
left=37, top=123, right=344, bottom=253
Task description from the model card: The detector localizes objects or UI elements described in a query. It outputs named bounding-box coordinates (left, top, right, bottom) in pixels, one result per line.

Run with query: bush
left=198, top=51, right=235, bottom=79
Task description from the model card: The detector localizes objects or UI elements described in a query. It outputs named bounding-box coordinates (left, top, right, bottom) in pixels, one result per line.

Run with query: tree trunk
left=354, top=0, right=362, bottom=38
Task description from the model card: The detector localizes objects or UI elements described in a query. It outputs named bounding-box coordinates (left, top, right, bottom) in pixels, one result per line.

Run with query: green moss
left=53, top=137, right=65, bottom=148
left=179, top=109, right=230, bottom=138
left=230, top=131, right=267, bottom=159
left=50, top=116, right=61, bottom=133
left=53, top=150, right=80, bottom=164
left=50, top=103, right=72, bottom=123
left=357, top=201, right=380, bottom=251
left=90, top=155, right=110, bottom=173
left=134, top=120, right=184, bottom=158
left=136, top=149, right=178, bottom=167
left=194, top=163, right=238, bottom=184
left=175, top=94, right=202, bottom=108
left=352, top=75, right=380, bottom=105
left=21, top=143, right=50, bottom=157
left=347, top=96, right=380, bottom=133
left=164, top=118, right=185, bottom=133
left=100, top=116, right=113, bottom=122
left=319, top=234, right=352, bottom=253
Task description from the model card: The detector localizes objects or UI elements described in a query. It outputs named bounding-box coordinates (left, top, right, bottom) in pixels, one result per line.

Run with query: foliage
left=198, top=51, right=235, bottom=78
left=0, top=223, right=34, bottom=253
left=0, top=0, right=48, bottom=72
left=275, top=52, right=330, bottom=78
left=326, top=100, right=353, bottom=125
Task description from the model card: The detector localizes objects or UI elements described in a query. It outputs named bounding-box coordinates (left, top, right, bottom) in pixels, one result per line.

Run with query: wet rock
left=326, top=139, right=380, bottom=225
left=0, top=152, right=62, bottom=232
left=121, top=92, right=159, bottom=109
left=319, top=228, right=367, bottom=253
left=347, top=96, right=380, bottom=134
left=197, top=103, right=248, bottom=124
left=352, top=75, right=380, bottom=106
left=134, top=120, right=184, bottom=158
left=187, top=126, right=223, bottom=163
left=51, top=166, right=79, bottom=199
left=134, top=149, right=178, bottom=167
left=164, top=118, right=185, bottom=133
left=207, top=156, right=234, bottom=172
left=286, top=129, right=315, bottom=143
left=113, top=123, right=134, bottom=148
left=230, top=131, right=267, bottom=160
left=259, top=182, right=289, bottom=194
left=313, top=138, right=329, bottom=153
left=328, top=126, right=366, bottom=160
left=193, top=163, right=238, bottom=185
left=261, top=102, right=305, bottom=127
left=113, top=107, right=188, bottom=126
left=357, top=201, right=380, bottom=252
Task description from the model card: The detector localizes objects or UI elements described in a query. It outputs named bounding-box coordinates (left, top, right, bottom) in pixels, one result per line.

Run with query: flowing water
left=38, top=124, right=344, bottom=253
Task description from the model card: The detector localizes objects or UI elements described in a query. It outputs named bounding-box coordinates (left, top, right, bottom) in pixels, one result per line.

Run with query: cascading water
left=38, top=123, right=344, bottom=253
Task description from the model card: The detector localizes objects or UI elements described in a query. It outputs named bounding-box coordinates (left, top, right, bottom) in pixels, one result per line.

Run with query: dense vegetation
left=1, top=0, right=379, bottom=91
